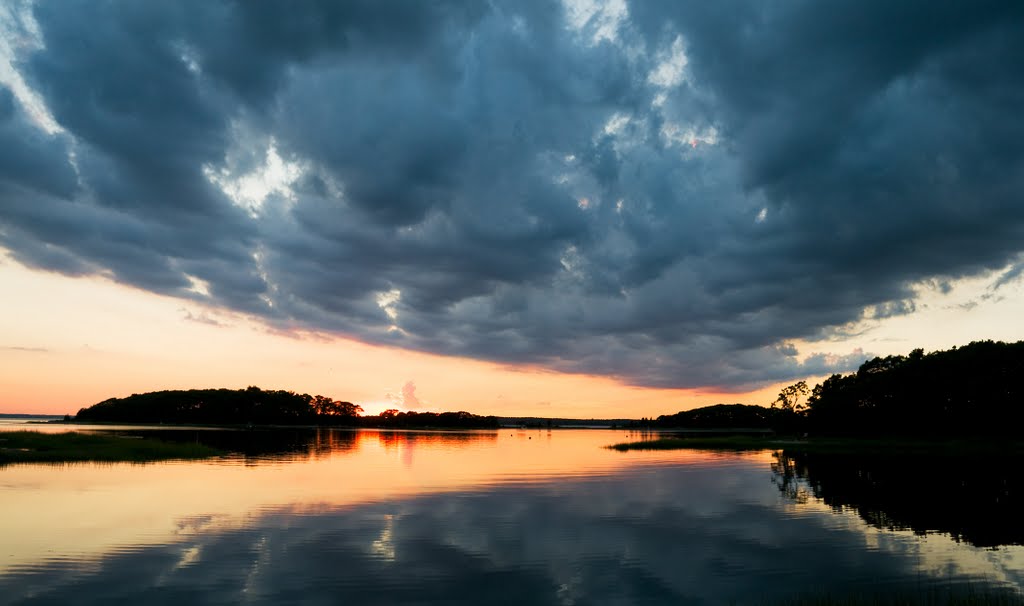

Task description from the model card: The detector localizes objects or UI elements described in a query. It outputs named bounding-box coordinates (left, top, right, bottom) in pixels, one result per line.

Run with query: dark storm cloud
left=0, top=88, right=75, bottom=199
left=631, top=0, right=1024, bottom=281
left=1, top=0, right=1023, bottom=390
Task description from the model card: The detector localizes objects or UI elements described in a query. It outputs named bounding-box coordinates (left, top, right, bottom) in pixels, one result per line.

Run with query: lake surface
left=1, top=423, right=1022, bottom=604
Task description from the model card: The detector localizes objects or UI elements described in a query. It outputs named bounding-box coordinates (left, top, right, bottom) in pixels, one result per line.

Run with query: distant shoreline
left=0, top=413, right=64, bottom=419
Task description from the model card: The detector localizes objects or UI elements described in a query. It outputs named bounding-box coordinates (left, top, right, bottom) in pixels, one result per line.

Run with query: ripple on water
left=2, top=429, right=1023, bottom=604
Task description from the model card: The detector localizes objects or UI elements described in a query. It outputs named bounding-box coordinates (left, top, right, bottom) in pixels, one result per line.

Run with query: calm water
left=1, top=423, right=1022, bottom=605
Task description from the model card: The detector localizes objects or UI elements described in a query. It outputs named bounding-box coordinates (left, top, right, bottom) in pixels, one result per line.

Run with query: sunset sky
left=2, top=1, right=1023, bottom=417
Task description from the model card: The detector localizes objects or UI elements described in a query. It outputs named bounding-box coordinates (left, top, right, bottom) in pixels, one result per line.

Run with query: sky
left=1, top=0, right=1024, bottom=417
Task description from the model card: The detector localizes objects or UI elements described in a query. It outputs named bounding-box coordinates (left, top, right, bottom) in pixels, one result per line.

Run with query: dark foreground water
left=1, top=425, right=1022, bottom=605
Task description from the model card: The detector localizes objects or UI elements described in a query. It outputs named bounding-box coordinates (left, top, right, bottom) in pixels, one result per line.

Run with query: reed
left=608, top=436, right=1024, bottom=455
left=0, top=430, right=220, bottom=464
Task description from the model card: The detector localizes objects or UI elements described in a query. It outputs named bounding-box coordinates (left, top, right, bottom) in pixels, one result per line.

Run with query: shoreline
left=608, top=435, right=1024, bottom=455
left=0, top=430, right=222, bottom=465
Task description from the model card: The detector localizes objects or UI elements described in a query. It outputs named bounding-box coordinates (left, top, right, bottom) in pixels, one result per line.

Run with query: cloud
left=993, top=260, right=1024, bottom=290
left=387, top=380, right=423, bottom=410
left=1, top=1, right=1022, bottom=390
left=401, top=381, right=422, bottom=409
left=0, top=345, right=48, bottom=353
left=178, top=308, right=227, bottom=327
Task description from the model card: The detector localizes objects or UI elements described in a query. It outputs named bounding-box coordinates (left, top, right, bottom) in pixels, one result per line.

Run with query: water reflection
left=771, top=450, right=1024, bottom=548
left=3, top=462, right=1021, bottom=605
left=2, top=429, right=1023, bottom=605
left=1, top=429, right=694, bottom=577
left=129, top=428, right=498, bottom=464
left=143, top=427, right=359, bottom=463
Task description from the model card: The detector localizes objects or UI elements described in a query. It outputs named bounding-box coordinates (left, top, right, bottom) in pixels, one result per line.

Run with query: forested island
left=74, top=386, right=500, bottom=429
left=652, top=403, right=778, bottom=429
left=76, top=387, right=364, bottom=425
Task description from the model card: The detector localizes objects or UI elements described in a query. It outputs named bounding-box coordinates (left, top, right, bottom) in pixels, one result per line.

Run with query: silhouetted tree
left=771, top=381, right=809, bottom=412
left=312, top=395, right=363, bottom=418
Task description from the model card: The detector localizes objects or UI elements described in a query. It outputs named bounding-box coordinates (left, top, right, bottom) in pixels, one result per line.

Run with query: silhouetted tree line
left=654, top=403, right=799, bottom=431
left=361, top=409, right=500, bottom=429
left=806, top=340, right=1024, bottom=437
left=75, top=387, right=363, bottom=425
left=656, top=404, right=771, bottom=428
left=656, top=341, right=1024, bottom=437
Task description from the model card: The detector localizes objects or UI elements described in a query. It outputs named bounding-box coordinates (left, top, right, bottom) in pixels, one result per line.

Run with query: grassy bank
left=608, top=435, right=1024, bottom=455
left=0, top=431, right=221, bottom=464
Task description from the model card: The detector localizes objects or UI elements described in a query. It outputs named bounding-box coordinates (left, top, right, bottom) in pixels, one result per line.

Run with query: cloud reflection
left=3, top=462, right=1020, bottom=605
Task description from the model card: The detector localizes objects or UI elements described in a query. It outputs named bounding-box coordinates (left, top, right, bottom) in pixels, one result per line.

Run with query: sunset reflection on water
left=3, top=427, right=1020, bottom=605
left=0, top=427, right=756, bottom=575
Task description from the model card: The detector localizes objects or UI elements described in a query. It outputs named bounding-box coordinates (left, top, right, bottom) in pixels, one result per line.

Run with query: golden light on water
left=0, top=429, right=753, bottom=574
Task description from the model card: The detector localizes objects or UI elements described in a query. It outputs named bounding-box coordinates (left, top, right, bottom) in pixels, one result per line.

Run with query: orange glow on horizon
left=0, top=259, right=763, bottom=418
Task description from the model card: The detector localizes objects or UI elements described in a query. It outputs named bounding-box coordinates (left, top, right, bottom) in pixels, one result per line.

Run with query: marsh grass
left=608, top=436, right=1024, bottom=455
left=0, top=431, right=221, bottom=464
left=609, top=436, right=775, bottom=452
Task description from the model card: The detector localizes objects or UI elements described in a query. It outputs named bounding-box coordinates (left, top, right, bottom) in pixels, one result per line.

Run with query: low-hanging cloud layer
left=1, top=0, right=1023, bottom=390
